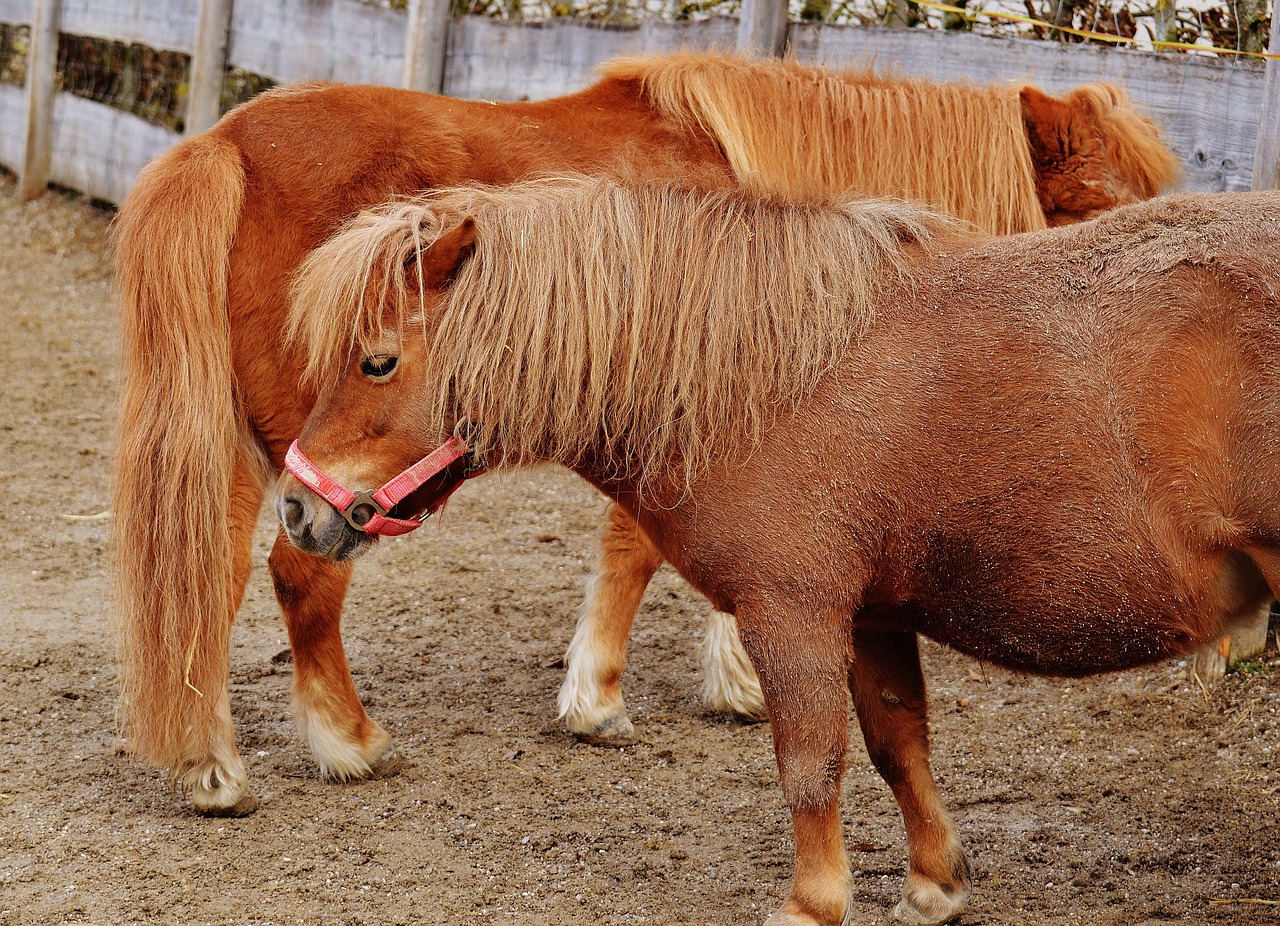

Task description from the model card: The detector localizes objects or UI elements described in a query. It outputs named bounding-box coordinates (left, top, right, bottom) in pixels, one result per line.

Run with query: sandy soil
left=1, top=176, right=1278, bottom=926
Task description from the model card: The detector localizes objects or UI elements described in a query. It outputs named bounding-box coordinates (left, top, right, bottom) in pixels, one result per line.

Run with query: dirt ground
left=1, top=174, right=1278, bottom=926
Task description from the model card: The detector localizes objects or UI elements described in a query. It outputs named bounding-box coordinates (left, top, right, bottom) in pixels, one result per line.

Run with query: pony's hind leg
left=558, top=503, right=665, bottom=743
left=849, top=628, right=968, bottom=926
left=268, top=532, right=395, bottom=780
left=737, top=602, right=854, bottom=926
left=177, top=453, right=263, bottom=816
left=700, top=609, right=767, bottom=721
left=560, top=503, right=765, bottom=742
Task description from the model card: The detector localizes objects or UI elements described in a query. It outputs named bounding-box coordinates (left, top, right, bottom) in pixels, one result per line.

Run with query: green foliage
left=1228, top=657, right=1274, bottom=678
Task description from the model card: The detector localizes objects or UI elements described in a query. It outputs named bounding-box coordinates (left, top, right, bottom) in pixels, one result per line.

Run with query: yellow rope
left=910, top=0, right=1280, bottom=61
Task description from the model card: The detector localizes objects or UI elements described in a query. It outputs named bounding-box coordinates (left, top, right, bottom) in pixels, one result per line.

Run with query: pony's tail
left=111, top=132, right=246, bottom=775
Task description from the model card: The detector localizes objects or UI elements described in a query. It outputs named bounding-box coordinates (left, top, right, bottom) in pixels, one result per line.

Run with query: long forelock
left=289, top=200, right=450, bottom=387
left=1069, top=83, right=1182, bottom=200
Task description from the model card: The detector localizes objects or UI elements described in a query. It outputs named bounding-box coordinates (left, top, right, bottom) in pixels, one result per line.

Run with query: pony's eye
left=360, top=355, right=399, bottom=381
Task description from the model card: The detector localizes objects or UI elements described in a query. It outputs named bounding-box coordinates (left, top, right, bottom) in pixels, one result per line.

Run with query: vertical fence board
left=18, top=0, right=58, bottom=200
left=736, top=0, right=787, bottom=56
left=403, top=0, right=450, bottom=93
left=1252, top=12, right=1280, bottom=190
left=187, top=0, right=233, bottom=135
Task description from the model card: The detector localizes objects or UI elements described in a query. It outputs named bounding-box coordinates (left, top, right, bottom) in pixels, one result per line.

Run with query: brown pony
left=278, top=178, right=1280, bottom=926
left=112, top=51, right=1181, bottom=815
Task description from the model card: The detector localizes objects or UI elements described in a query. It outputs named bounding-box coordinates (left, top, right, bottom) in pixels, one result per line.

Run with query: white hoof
left=892, top=873, right=968, bottom=925
left=178, top=746, right=252, bottom=816
left=763, top=890, right=853, bottom=926
left=294, top=696, right=393, bottom=781
left=558, top=622, right=635, bottom=744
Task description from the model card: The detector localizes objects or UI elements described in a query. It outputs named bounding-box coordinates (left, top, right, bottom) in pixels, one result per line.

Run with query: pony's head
left=277, top=214, right=481, bottom=560
left=1020, top=83, right=1182, bottom=225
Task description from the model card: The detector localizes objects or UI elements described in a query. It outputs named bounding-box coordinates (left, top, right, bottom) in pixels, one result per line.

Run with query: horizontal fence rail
left=0, top=0, right=1275, bottom=205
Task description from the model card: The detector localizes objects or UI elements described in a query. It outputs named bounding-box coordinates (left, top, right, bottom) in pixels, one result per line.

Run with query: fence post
left=736, top=0, right=788, bottom=57
left=187, top=0, right=234, bottom=135
left=19, top=0, right=60, bottom=201
left=403, top=0, right=451, bottom=93
left=1252, top=11, right=1280, bottom=190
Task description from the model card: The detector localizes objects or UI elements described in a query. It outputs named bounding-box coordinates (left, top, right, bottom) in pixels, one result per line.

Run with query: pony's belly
left=897, top=539, right=1270, bottom=677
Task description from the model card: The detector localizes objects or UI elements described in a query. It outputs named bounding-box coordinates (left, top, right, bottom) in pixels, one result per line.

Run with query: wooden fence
left=0, top=0, right=1275, bottom=672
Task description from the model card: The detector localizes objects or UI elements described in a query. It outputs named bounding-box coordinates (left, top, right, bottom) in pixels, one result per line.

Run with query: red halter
left=285, top=435, right=486, bottom=537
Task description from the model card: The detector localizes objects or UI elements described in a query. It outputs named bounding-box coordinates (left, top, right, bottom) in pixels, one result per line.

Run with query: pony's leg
left=560, top=504, right=767, bottom=740
left=700, top=609, right=767, bottom=721
left=849, top=629, right=968, bottom=926
left=737, top=605, right=853, bottom=926
left=268, top=531, right=395, bottom=780
left=182, top=454, right=264, bottom=816
left=558, top=504, right=661, bottom=743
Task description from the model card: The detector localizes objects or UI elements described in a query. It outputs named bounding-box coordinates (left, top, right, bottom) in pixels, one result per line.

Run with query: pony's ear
left=414, top=216, right=477, bottom=290
left=1019, top=86, right=1064, bottom=155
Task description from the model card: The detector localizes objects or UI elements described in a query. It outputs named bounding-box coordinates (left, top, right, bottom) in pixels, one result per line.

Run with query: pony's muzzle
left=276, top=473, right=374, bottom=561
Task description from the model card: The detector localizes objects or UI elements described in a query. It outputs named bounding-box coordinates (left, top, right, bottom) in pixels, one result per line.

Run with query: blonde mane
left=291, top=178, right=961, bottom=488
left=601, top=52, right=1046, bottom=236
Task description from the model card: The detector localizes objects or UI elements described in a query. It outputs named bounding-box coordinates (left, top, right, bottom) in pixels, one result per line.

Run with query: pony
left=111, top=50, right=1182, bottom=815
left=277, top=177, right=1280, bottom=926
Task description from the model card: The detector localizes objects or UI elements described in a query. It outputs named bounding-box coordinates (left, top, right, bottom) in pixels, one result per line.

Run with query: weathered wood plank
left=402, top=0, right=451, bottom=93
left=737, top=0, right=788, bottom=57
left=228, top=0, right=405, bottom=86
left=48, top=93, right=179, bottom=204
left=0, top=0, right=31, bottom=25
left=59, top=0, right=198, bottom=52
left=187, top=0, right=233, bottom=135
left=18, top=0, right=58, bottom=201
left=442, top=17, right=738, bottom=101
left=1251, top=7, right=1280, bottom=190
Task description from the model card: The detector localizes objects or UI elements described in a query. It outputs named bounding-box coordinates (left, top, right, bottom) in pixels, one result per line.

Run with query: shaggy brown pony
left=112, top=50, right=1181, bottom=815
left=279, top=178, right=1280, bottom=926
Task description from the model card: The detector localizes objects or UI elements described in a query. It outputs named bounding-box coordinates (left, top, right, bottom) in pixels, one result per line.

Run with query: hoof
left=763, top=891, right=853, bottom=926
left=366, top=748, right=406, bottom=779
left=196, top=792, right=260, bottom=818
left=575, top=714, right=638, bottom=746
left=892, top=873, right=968, bottom=926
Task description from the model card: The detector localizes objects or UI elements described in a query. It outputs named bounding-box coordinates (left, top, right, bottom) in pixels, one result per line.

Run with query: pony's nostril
left=282, top=497, right=306, bottom=532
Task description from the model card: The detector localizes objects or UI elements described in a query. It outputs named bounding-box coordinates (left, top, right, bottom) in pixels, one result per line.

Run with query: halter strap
left=285, top=436, right=485, bottom=537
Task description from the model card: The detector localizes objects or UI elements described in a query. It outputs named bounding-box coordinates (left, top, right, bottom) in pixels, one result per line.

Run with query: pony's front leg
left=850, top=629, right=968, bottom=926
left=268, top=532, right=396, bottom=781
left=737, top=604, right=853, bottom=926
